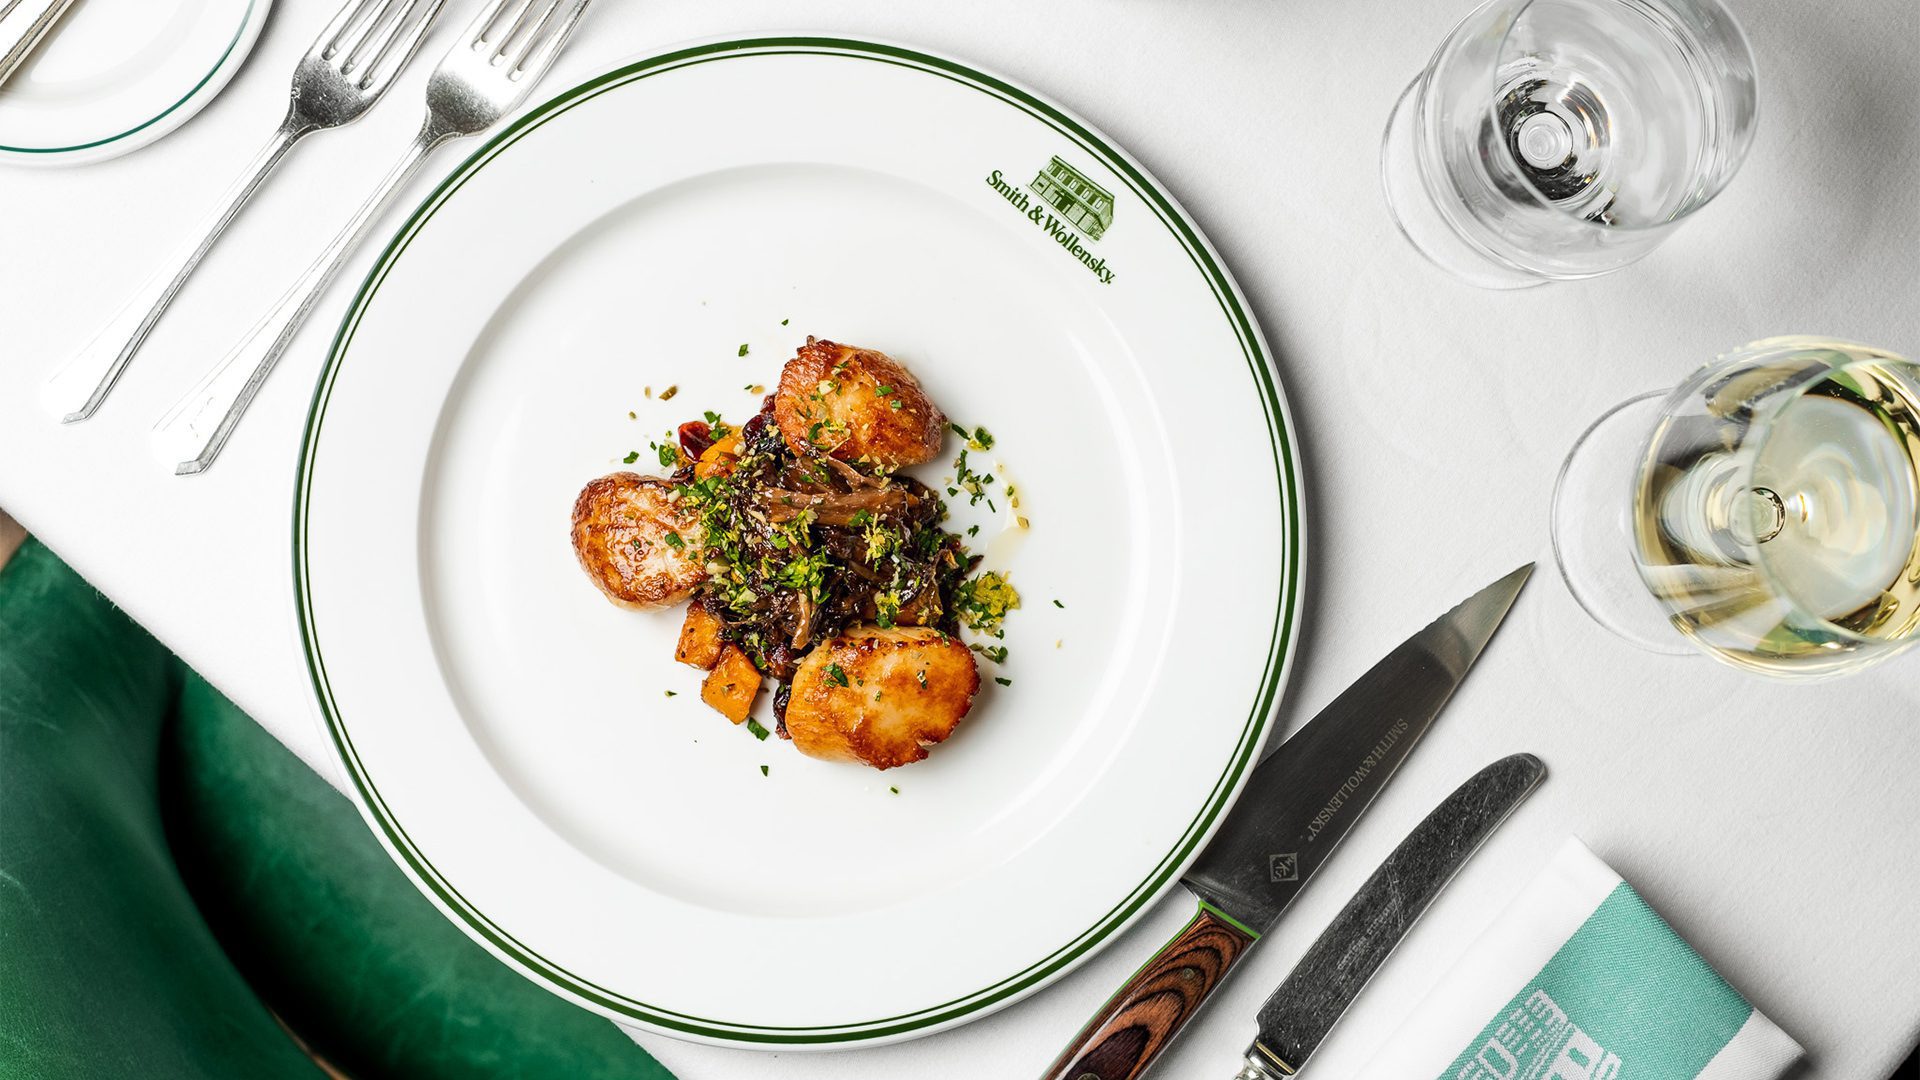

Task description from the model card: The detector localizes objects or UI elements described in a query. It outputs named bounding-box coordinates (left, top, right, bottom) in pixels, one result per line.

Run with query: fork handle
left=154, top=121, right=453, bottom=474
left=43, top=119, right=309, bottom=422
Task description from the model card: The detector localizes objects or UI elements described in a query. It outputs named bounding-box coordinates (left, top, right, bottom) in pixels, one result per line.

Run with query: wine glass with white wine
left=1553, top=338, right=1920, bottom=678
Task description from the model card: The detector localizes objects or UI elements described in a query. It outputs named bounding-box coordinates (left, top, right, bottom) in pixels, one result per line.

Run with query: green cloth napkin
left=0, top=538, right=675, bottom=1080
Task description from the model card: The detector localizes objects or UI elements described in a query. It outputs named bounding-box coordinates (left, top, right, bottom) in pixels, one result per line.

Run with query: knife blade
left=1040, top=564, right=1533, bottom=1080
left=1235, top=753, right=1548, bottom=1079
left=0, top=0, right=78, bottom=92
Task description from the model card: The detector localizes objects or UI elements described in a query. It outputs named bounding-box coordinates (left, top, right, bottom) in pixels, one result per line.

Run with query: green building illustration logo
left=1030, top=155, right=1113, bottom=240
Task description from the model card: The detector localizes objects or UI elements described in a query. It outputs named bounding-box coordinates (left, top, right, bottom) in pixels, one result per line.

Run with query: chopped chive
left=995, top=677, right=1012, bottom=686
left=824, top=663, right=849, bottom=688
left=1053, top=599, right=1064, bottom=608
left=659, top=385, right=679, bottom=401
left=664, top=531, right=684, bottom=549
left=746, top=718, right=770, bottom=741
left=738, top=343, right=750, bottom=357
left=889, top=786, right=899, bottom=795
left=664, top=690, right=677, bottom=697
left=622, top=450, right=640, bottom=464
left=760, top=765, right=770, bottom=776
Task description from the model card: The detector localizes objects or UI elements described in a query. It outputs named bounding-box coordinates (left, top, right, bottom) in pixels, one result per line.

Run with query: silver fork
left=153, top=0, right=595, bottom=475
left=42, top=0, right=449, bottom=422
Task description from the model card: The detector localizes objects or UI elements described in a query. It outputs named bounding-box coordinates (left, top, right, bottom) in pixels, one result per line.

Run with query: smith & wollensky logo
left=986, top=156, right=1116, bottom=285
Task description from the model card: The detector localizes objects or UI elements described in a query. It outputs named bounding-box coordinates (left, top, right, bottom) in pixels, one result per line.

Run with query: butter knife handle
left=1039, top=903, right=1257, bottom=1080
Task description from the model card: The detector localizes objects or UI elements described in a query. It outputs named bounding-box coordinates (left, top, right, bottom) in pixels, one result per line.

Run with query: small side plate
left=0, top=0, right=269, bottom=168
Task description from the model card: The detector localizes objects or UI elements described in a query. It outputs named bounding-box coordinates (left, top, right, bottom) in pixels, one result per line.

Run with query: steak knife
left=1234, top=753, right=1548, bottom=1078
left=1040, top=564, right=1533, bottom=1080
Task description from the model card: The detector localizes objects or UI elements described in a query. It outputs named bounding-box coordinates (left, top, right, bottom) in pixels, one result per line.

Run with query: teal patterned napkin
left=1356, top=838, right=1803, bottom=1080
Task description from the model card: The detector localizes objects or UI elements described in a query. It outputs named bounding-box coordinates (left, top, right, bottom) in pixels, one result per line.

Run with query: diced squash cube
left=674, top=601, right=725, bottom=669
left=701, top=645, right=761, bottom=723
left=695, top=434, right=742, bottom=480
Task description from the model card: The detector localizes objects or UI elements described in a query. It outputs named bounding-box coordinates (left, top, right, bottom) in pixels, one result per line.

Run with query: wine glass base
left=1379, top=78, right=1546, bottom=291
left=1551, top=391, right=1696, bottom=655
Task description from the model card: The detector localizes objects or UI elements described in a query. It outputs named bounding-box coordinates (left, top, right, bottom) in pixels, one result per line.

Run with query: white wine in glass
left=1557, top=338, right=1920, bottom=678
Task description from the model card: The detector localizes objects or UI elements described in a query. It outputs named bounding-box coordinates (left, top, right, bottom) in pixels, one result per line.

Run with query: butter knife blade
left=0, top=0, right=78, bottom=91
left=1235, top=753, right=1548, bottom=1078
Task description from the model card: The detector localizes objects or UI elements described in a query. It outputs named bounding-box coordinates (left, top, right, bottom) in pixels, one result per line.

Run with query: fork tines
left=470, top=0, right=591, bottom=78
left=323, top=0, right=448, bottom=90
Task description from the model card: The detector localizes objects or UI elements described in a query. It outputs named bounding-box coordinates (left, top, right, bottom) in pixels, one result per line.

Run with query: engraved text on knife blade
left=1304, top=718, right=1410, bottom=843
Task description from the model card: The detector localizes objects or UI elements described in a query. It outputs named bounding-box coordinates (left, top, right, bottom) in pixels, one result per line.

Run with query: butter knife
left=0, top=0, right=77, bottom=91
left=1041, top=565, right=1533, bottom=1080
left=1234, top=753, right=1548, bottom=1078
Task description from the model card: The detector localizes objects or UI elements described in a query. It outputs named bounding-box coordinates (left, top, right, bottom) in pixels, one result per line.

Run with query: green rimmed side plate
left=295, top=37, right=1304, bottom=1049
left=0, top=0, right=268, bottom=167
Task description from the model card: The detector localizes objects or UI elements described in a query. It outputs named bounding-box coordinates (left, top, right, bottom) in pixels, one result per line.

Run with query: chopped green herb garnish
left=627, top=411, right=637, bottom=419
left=622, top=450, right=640, bottom=464
left=664, top=531, right=684, bottom=550
left=746, top=718, right=770, bottom=741
left=664, top=690, right=677, bottom=697
left=780, top=318, right=790, bottom=326
left=1052, top=599, right=1064, bottom=608
left=973, top=643, right=1009, bottom=664
left=760, top=765, right=770, bottom=776
left=824, top=663, right=850, bottom=688
left=657, top=444, right=679, bottom=468
left=889, top=786, right=899, bottom=794
left=954, top=571, right=1020, bottom=634
left=995, top=677, right=1012, bottom=686
left=659, top=385, right=678, bottom=401
left=875, top=385, right=893, bottom=396
left=738, top=343, right=750, bottom=357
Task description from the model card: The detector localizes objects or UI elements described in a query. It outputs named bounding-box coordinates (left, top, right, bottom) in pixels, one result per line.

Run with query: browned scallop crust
left=570, top=472, right=707, bottom=609
left=786, top=627, right=980, bottom=769
left=773, top=338, right=947, bottom=468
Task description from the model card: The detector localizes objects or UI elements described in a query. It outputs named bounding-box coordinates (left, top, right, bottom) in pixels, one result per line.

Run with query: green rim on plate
left=0, top=0, right=260, bottom=156
left=294, top=37, right=1303, bottom=1044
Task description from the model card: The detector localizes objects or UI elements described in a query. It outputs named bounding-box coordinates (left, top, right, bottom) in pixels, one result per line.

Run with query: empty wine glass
left=1382, top=0, right=1758, bottom=288
left=1553, top=338, right=1920, bottom=678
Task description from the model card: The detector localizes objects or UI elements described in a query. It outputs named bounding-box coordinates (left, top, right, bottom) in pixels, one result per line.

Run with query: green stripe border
left=0, top=0, right=262, bottom=156
left=293, top=37, right=1304, bottom=1045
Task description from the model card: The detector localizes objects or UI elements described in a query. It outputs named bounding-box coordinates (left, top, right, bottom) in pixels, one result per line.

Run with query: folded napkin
left=1356, top=838, right=1803, bottom=1080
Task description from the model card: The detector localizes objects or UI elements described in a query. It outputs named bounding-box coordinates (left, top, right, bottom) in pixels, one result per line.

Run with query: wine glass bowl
left=1555, top=338, right=1920, bottom=678
left=1382, top=0, right=1759, bottom=287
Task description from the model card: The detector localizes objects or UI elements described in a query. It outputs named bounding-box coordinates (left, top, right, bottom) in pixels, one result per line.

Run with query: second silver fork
left=154, top=0, right=595, bottom=475
left=43, top=0, right=449, bottom=422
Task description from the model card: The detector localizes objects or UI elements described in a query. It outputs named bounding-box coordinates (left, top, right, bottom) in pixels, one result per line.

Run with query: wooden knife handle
left=1040, top=903, right=1258, bottom=1080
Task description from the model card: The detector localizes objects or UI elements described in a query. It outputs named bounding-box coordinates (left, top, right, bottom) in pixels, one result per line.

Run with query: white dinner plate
left=0, top=0, right=268, bottom=167
left=296, top=37, right=1303, bottom=1049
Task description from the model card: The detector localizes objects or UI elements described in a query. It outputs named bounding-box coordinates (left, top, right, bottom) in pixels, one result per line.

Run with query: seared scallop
left=773, top=338, right=946, bottom=468
left=570, top=472, right=706, bottom=609
left=786, top=627, right=980, bottom=769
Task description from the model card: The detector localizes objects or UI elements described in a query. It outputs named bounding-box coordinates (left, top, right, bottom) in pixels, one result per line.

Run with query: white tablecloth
left=3, top=1, right=1917, bottom=1077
